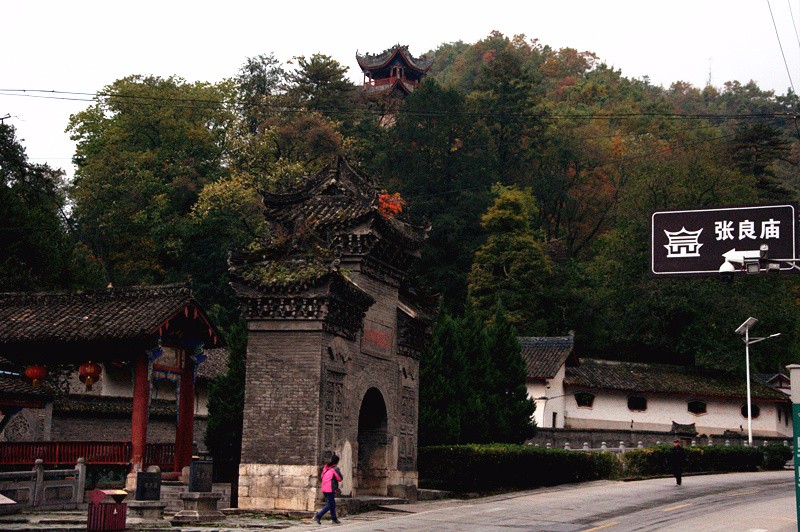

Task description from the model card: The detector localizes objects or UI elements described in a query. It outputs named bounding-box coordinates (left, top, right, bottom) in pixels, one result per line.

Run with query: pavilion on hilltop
left=356, top=44, right=433, bottom=96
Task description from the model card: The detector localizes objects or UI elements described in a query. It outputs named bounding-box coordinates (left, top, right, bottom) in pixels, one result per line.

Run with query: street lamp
left=735, top=317, right=781, bottom=445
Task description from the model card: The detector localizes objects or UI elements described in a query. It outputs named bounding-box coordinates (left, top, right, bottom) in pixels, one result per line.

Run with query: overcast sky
left=3, top=0, right=800, bottom=179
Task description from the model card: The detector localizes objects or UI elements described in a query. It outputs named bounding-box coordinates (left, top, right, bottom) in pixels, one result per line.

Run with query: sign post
left=786, top=364, right=800, bottom=527
left=651, top=203, right=798, bottom=276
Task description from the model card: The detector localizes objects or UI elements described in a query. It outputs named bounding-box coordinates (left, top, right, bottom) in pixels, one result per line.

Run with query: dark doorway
left=357, top=388, right=388, bottom=494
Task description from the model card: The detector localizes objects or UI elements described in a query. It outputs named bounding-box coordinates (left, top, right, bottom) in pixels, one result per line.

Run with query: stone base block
left=238, top=463, right=318, bottom=512
left=170, top=492, right=224, bottom=526
left=126, top=500, right=169, bottom=528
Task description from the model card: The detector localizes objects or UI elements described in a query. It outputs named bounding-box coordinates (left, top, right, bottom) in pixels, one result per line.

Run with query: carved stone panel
left=398, top=387, right=416, bottom=471
left=322, top=371, right=345, bottom=461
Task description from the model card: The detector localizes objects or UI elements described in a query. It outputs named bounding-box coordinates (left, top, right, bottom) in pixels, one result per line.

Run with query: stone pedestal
left=170, top=492, right=224, bottom=526
left=126, top=500, right=169, bottom=528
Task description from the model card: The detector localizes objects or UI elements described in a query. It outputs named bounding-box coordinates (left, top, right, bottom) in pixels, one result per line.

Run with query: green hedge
left=418, top=444, right=620, bottom=492
left=419, top=444, right=791, bottom=492
left=622, top=444, right=786, bottom=476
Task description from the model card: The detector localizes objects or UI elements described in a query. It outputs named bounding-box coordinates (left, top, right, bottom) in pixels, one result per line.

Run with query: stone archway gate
left=231, top=157, right=434, bottom=513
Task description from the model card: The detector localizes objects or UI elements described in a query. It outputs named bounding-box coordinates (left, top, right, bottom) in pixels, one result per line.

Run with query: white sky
left=3, top=0, right=800, bottom=179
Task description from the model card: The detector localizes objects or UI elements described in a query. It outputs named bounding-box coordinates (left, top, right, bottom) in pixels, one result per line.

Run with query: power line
left=767, top=0, right=797, bottom=94
left=0, top=88, right=796, bottom=123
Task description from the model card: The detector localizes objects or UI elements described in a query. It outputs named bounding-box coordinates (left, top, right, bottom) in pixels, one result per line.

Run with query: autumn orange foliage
left=378, top=191, right=406, bottom=217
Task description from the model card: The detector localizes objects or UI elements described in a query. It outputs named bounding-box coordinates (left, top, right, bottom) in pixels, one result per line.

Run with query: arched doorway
left=357, top=387, right=388, bottom=494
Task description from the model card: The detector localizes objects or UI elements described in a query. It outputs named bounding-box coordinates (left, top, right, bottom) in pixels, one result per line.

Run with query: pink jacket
left=320, top=465, right=342, bottom=493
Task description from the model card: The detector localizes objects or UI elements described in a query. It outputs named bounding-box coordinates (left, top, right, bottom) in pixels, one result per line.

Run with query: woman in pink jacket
left=314, top=454, right=343, bottom=525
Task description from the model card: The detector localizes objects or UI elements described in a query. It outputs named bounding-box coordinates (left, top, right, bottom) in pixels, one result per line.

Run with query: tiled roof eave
left=564, top=382, right=789, bottom=402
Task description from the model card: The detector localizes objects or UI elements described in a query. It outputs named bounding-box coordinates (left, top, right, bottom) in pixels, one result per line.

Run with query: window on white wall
left=741, top=404, right=760, bottom=419
left=687, top=400, right=707, bottom=415
left=574, top=392, right=595, bottom=408
left=627, top=396, right=647, bottom=412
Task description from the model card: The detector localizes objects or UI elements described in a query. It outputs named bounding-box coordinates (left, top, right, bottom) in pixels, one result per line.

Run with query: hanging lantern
left=24, top=364, right=47, bottom=388
left=78, top=361, right=102, bottom=391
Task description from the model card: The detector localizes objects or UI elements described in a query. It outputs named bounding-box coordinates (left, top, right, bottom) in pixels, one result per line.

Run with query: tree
left=382, top=80, right=491, bottom=310
left=468, top=185, right=552, bottom=334
left=286, top=54, right=355, bottom=123
left=418, top=312, right=463, bottom=446
left=205, top=318, right=246, bottom=485
left=483, top=304, right=536, bottom=442
left=67, top=75, right=231, bottom=287
left=0, top=123, right=102, bottom=291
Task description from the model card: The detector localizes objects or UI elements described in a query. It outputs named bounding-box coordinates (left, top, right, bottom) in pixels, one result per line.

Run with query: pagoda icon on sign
left=664, top=227, right=703, bottom=258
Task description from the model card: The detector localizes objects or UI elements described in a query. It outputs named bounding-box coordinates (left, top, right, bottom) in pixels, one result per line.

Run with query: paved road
left=291, top=470, right=797, bottom=532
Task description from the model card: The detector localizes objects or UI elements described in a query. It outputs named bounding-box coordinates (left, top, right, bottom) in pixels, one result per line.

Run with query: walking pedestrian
left=314, top=454, right=343, bottom=525
left=669, top=439, right=686, bottom=485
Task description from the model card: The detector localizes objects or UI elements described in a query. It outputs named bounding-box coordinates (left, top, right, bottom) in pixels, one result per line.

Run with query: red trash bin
left=87, top=489, right=128, bottom=531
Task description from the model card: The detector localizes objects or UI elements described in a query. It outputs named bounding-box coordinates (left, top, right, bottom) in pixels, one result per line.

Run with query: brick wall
left=241, top=327, right=323, bottom=464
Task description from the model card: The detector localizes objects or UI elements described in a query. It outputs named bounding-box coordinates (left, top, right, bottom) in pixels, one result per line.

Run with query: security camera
left=719, top=260, right=736, bottom=284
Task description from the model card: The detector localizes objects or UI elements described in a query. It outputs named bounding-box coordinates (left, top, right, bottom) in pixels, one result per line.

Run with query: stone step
left=336, top=495, right=408, bottom=515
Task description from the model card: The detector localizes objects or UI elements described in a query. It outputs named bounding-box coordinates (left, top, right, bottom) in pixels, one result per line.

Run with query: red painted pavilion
left=357, top=45, right=433, bottom=96
left=0, top=284, right=223, bottom=486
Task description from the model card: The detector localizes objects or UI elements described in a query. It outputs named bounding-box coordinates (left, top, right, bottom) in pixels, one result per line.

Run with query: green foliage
left=418, top=444, right=620, bottom=492
left=762, top=444, right=793, bottom=470
left=67, top=75, right=231, bottom=287
left=204, top=318, right=247, bottom=481
left=468, top=186, right=552, bottom=334
left=419, top=304, right=535, bottom=445
left=622, top=445, right=766, bottom=476
left=0, top=124, right=103, bottom=291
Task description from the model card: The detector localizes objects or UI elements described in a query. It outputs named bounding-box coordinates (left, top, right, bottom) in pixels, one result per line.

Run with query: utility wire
left=767, top=0, right=797, bottom=93
left=0, top=88, right=795, bottom=122
left=787, top=0, right=800, bottom=55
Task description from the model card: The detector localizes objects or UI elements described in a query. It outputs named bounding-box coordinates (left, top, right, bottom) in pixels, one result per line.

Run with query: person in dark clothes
left=669, top=439, right=686, bottom=485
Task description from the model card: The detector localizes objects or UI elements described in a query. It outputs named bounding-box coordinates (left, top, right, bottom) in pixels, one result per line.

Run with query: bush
left=418, top=444, right=620, bottom=492
left=763, top=444, right=792, bottom=470
left=623, top=444, right=771, bottom=477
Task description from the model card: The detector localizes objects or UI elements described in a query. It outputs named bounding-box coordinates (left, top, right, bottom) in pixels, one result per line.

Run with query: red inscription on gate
left=362, top=322, right=393, bottom=358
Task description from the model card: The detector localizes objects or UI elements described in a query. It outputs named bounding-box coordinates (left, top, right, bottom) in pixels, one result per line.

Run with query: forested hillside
left=5, top=31, right=799, bottom=376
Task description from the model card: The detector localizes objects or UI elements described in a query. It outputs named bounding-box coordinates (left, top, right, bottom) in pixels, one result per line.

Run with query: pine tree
left=484, top=303, right=536, bottom=443
left=418, top=312, right=463, bottom=445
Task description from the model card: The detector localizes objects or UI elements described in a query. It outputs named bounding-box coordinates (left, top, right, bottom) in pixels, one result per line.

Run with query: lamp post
left=735, top=317, right=781, bottom=445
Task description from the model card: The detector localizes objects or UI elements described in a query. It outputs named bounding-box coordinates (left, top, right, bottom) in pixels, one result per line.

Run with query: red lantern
left=79, top=361, right=102, bottom=391
left=24, top=364, right=47, bottom=387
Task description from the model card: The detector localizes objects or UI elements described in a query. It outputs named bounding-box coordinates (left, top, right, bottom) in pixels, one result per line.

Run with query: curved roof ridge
left=356, top=44, right=434, bottom=73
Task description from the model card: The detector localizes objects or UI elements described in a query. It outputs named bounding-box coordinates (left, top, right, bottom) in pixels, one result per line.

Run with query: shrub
left=418, top=444, right=620, bottom=492
left=623, top=444, right=769, bottom=476
left=763, top=444, right=792, bottom=470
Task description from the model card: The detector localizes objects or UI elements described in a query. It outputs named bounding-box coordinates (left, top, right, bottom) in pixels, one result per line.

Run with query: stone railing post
left=583, top=442, right=590, bottom=451
left=725, top=440, right=731, bottom=446
left=75, top=458, right=86, bottom=504
left=619, top=441, right=625, bottom=452
left=32, top=459, right=44, bottom=507
left=691, top=440, right=696, bottom=447
left=564, top=442, right=571, bottom=450
left=637, top=441, right=643, bottom=449
left=546, top=442, right=551, bottom=449
left=600, top=442, right=607, bottom=450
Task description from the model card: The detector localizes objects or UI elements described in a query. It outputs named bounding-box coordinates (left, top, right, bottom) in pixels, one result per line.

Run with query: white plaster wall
left=527, top=365, right=566, bottom=429
left=562, top=389, right=792, bottom=438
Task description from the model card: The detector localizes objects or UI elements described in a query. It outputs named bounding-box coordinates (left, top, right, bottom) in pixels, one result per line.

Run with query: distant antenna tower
left=706, top=58, right=713, bottom=87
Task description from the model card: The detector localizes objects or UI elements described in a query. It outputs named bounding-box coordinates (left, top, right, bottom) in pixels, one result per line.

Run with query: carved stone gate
left=231, top=157, right=433, bottom=512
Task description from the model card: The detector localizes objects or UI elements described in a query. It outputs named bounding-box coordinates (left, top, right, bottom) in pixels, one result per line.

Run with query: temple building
left=356, top=45, right=433, bottom=97
left=230, top=156, right=433, bottom=512
left=0, top=284, right=225, bottom=485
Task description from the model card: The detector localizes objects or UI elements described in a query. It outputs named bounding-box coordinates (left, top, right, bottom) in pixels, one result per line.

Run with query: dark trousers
left=317, top=491, right=337, bottom=521
left=673, top=468, right=682, bottom=485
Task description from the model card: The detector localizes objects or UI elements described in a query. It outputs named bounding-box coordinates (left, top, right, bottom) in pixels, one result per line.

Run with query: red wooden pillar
left=174, top=351, right=195, bottom=473
left=128, top=351, right=150, bottom=486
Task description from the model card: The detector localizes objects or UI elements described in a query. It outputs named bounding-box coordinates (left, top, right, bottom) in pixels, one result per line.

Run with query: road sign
left=650, top=203, right=798, bottom=276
